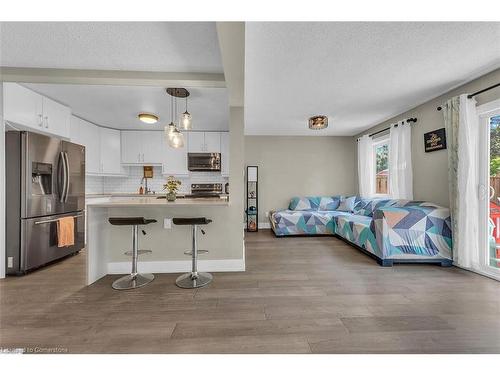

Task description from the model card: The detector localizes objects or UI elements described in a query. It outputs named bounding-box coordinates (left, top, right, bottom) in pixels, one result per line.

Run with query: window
left=373, top=138, right=389, bottom=195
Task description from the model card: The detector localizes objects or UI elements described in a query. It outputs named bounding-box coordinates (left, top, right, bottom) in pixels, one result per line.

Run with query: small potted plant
left=163, top=176, right=181, bottom=202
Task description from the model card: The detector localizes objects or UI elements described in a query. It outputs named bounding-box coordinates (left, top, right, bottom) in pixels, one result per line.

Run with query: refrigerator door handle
left=34, top=213, right=84, bottom=225
left=57, top=151, right=66, bottom=203
left=63, top=151, right=70, bottom=203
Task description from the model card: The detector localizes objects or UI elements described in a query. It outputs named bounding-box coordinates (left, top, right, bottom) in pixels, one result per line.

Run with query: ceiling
left=245, top=22, right=500, bottom=136
left=24, top=83, right=229, bottom=131
left=0, top=22, right=223, bottom=73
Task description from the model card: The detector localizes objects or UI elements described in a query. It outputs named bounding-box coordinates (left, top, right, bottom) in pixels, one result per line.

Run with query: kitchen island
left=86, top=196, right=244, bottom=285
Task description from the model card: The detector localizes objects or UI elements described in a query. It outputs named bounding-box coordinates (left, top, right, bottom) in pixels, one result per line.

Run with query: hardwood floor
left=1, top=229, right=500, bottom=353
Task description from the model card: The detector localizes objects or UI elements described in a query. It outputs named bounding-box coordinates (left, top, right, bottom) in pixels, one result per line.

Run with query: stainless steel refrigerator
left=5, top=131, right=85, bottom=275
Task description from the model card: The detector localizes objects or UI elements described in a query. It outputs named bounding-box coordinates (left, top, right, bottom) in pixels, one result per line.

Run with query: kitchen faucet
left=141, top=177, right=151, bottom=194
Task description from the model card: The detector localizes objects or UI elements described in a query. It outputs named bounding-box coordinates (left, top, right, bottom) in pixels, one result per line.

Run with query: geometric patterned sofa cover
left=270, top=196, right=453, bottom=266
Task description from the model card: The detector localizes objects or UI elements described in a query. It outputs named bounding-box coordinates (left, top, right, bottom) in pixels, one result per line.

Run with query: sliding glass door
left=479, top=100, right=500, bottom=279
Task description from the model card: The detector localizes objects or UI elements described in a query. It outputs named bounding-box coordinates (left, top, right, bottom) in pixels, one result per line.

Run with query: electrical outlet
left=265, top=211, right=269, bottom=218
left=163, top=218, right=172, bottom=229
left=7, top=257, right=13, bottom=268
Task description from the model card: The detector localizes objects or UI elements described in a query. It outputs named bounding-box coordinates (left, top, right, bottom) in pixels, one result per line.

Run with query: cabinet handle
left=138, top=153, right=140, bottom=162
left=44, top=116, right=49, bottom=128
left=101, top=162, right=104, bottom=172
left=38, top=114, right=43, bottom=127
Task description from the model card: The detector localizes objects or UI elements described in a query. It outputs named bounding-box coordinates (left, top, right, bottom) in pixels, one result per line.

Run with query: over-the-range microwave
left=187, top=153, right=221, bottom=171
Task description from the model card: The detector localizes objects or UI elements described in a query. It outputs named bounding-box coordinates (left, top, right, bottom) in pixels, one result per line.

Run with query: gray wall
left=0, top=81, right=5, bottom=277
left=355, top=68, right=500, bottom=207
left=245, top=136, right=357, bottom=222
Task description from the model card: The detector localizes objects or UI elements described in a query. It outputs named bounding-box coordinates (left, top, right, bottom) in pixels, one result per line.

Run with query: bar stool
left=173, top=217, right=213, bottom=288
left=108, top=217, right=157, bottom=290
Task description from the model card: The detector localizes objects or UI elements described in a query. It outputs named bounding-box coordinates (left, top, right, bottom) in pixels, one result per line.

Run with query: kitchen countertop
left=86, top=196, right=229, bottom=207
left=86, top=193, right=229, bottom=199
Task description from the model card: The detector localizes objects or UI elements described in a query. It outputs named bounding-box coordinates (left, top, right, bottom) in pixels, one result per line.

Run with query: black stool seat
left=173, top=217, right=212, bottom=226
left=109, top=217, right=157, bottom=226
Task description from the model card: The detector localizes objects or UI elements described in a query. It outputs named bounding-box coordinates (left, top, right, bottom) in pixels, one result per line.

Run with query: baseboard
left=107, top=258, right=246, bottom=274
left=242, top=222, right=271, bottom=229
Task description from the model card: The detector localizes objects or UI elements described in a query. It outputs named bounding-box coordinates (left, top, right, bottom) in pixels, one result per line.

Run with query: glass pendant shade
left=180, top=111, right=192, bottom=130
left=169, top=128, right=184, bottom=148
left=165, top=122, right=176, bottom=141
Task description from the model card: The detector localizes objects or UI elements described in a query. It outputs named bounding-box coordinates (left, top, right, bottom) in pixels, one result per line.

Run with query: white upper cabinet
left=41, top=96, right=71, bottom=138
left=121, top=131, right=143, bottom=164
left=220, top=132, right=230, bottom=177
left=162, top=135, right=189, bottom=176
left=141, top=131, right=165, bottom=164
left=121, top=131, right=164, bottom=165
left=4, top=82, right=43, bottom=129
left=188, top=132, right=221, bottom=153
left=187, top=132, right=206, bottom=153
left=70, top=116, right=124, bottom=176
left=4, top=83, right=70, bottom=138
left=100, top=127, right=123, bottom=175
left=204, top=132, right=221, bottom=153
left=70, top=116, right=101, bottom=174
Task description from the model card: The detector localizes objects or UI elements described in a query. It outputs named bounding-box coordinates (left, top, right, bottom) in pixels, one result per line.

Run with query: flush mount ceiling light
left=308, top=115, right=328, bottom=130
left=165, top=88, right=185, bottom=148
left=138, top=113, right=159, bottom=124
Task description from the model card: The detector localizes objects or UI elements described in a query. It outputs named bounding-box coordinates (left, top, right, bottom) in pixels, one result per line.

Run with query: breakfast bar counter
left=86, top=196, right=243, bottom=286
left=87, top=197, right=230, bottom=208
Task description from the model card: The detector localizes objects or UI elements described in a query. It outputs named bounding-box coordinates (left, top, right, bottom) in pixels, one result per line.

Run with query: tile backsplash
left=86, top=167, right=228, bottom=195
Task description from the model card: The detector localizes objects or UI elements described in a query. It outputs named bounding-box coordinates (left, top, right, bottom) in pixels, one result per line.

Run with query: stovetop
left=190, top=183, right=223, bottom=196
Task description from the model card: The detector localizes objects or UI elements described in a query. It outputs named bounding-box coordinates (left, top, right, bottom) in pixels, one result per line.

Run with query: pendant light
left=180, top=96, right=192, bottom=130
left=167, top=95, right=184, bottom=148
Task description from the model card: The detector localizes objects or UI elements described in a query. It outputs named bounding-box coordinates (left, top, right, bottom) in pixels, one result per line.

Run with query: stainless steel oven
left=187, top=153, right=221, bottom=171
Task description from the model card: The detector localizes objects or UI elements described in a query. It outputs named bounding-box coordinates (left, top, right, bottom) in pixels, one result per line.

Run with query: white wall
left=0, top=81, right=5, bottom=278
left=355, top=68, right=500, bottom=207
left=245, top=135, right=357, bottom=222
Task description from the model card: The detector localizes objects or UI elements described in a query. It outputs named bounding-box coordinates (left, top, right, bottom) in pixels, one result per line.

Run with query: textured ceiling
left=245, top=22, right=500, bottom=136
left=24, top=83, right=229, bottom=131
left=0, top=22, right=223, bottom=73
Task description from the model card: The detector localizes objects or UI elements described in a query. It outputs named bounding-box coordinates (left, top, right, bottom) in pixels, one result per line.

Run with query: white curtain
left=445, top=94, right=480, bottom=269
left=358, top=134, right=374, bottom=197
left=389, top=121, right=413, bottom=200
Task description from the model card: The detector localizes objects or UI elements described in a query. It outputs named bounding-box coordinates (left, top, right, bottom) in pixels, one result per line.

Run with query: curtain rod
left=436, top=82, right=500, bottom=111
left=356, top=117, right=417, bottom=141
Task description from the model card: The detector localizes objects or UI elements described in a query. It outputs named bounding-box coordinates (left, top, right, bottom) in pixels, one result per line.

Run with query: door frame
left=477, top=98, right=500, bottom=280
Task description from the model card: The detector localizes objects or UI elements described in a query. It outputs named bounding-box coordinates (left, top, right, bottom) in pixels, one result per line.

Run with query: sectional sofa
left=269, top=196, right=453, bottom=267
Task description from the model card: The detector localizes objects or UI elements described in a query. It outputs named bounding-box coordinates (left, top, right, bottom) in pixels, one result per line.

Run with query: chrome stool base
left=112, top=273, right=155, bottom=290
left=124, top=249, right=153, bottom=256
left=176, top=272, right=212, bottom=289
